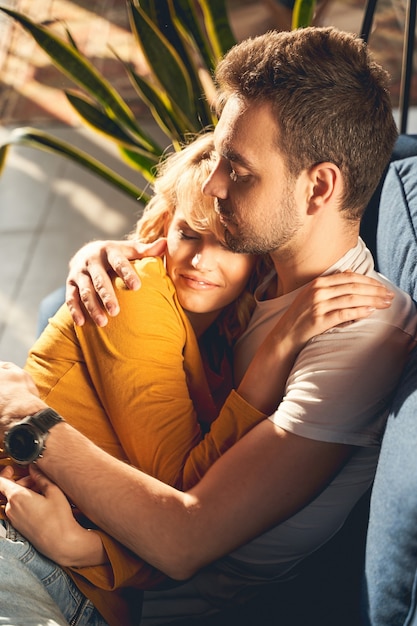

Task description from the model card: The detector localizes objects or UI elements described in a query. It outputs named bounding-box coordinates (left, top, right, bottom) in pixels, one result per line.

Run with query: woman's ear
left=306, top=162, right=342, bottom=214
left=163, top=211, right=172, bottom=236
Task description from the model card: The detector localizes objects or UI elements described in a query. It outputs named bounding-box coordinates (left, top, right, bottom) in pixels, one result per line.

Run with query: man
left=0, top=27, right=416, bottom=625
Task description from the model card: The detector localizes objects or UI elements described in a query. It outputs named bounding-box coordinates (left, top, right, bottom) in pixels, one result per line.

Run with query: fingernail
left=106, top=305, right=119, bottom=317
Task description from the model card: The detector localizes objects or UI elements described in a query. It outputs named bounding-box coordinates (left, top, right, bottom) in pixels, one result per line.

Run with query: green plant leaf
left=198, top=0, right=236, bottom=60
left=292, top=0, right=316, bottom=28
left=165, top=0, right=215, bottom=126
left=170, top=0, right=216, bottom=71
left=128, top=2, right=200, bottom=130
left=65, top=26, right=79, bottom=50
left=0, top=1, right=237, bottom=207
left=134, top=0, right=213, bottom=125
left=0, top=6, right=160, bottom=155
left=0, top=127, right=151, bottom=204
left=65, top=90, right=164, bottom=157
left=119, top=146, right=163, bottom=182
left=119, top=63, right=186, bottom=144
left=0, top=143, right=10, bottom=177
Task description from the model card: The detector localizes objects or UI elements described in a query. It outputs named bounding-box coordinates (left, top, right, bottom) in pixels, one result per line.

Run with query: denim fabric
left=0, top=521, right=107, bottom=626
left=363, top=153, right=417, bottom=625
left=0, top=553, right=68, bottom=626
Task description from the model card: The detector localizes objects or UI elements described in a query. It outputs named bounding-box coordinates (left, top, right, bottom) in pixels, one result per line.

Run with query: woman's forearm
left=237, top=331, right=297, bottom=415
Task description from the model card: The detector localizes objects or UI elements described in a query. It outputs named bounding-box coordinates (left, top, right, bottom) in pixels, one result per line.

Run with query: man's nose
left=202, top=163, right=228, bottom=200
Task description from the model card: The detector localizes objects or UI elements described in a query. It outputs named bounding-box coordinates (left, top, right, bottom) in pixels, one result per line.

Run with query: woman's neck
left=185, top=310, right=218, bottom=338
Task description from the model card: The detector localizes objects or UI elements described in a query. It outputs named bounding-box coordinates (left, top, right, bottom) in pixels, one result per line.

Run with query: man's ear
left=306, top=162, right=342, bottom=214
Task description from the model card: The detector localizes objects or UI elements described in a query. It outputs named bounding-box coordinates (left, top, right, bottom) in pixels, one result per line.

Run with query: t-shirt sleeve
left=271, top=312, right=416, bottom=446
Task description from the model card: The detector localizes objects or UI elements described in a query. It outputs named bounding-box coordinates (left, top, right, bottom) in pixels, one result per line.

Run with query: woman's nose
left=191, top=250, right=215, bottom=271
left=191, top=253, right=201, bottom=269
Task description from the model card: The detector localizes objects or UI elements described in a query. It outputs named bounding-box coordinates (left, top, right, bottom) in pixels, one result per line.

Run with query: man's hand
left=66, top=238, right=167, bottom=327
left=0, top=363, right=45, bottom=435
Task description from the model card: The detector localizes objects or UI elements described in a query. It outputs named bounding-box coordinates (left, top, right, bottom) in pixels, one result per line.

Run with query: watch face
left=6, top=425, right=42, bottom=464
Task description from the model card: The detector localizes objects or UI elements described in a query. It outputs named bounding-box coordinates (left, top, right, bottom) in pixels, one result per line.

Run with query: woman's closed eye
left=178, top=228, right=200, bottom=241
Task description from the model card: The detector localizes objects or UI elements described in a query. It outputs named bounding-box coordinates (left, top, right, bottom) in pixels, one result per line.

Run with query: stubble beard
left=222, top=196, right=302, bottom=256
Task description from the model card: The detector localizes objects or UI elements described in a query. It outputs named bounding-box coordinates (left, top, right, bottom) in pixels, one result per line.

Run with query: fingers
left=0, top=465, right=14, bottom=479
left=0, top=473, right=20, bottom=501
left=66, top=244, right=122, bottom=327
left=106, top=248, right=141, bottom=293
left=106, top=238, right=167, bottom=291
left=0, top=467, right=14, bottom=507
left=65, top=237, right=167, bottom=327
left=309, top=273, right=394, bottom=309
left=0, top=361, right=19, bottom=371
left=65, top=239, right=159, bottom=326
left=306, top=286, right=393, bottom=328
left=28, top=464, right=55, bottom=493
left=135, top=238, right=167, bottom=258
left=66, top=270, right=116, bottom=328
left=284, top=273, right=396, bottom=349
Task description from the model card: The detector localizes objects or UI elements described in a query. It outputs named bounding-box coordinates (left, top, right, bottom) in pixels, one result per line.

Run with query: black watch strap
left=29, top=407, right=64, bottom=433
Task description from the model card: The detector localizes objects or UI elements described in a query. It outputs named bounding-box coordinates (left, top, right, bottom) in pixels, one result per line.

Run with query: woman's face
left=165, top=208, right=255, bottom=331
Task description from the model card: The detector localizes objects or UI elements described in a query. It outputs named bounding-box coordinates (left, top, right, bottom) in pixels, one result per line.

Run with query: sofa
left=361, top=134, right=417, bottom=626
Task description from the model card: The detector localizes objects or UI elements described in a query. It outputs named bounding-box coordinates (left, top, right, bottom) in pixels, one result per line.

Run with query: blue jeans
left=0, top=520, right=107, bottom=626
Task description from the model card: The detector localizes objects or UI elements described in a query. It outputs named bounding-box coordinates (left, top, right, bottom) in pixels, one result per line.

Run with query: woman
left=0, top=133, right=392, bottom=626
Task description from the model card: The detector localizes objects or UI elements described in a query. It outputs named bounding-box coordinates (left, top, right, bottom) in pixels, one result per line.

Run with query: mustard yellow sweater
left=5, top=257, right=265, bottom=625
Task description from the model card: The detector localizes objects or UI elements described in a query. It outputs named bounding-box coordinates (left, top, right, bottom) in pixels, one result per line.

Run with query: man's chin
left=225, top=230, right=271, bottom=255
left=224, top=229, right=246, bottom=253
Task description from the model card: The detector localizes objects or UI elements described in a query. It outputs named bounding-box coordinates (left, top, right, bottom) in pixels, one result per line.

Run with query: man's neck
left=269, top=233, right=359, bottom=298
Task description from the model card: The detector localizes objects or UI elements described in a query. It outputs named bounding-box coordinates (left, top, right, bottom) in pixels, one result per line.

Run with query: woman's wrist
left=57, top=526, right=107, bottom=568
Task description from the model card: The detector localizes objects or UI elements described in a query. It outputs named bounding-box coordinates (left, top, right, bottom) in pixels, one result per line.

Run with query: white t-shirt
left=228, top=238, right=417, bottom=576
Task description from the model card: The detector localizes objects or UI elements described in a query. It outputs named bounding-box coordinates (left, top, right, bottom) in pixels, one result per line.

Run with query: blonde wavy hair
left=131, top=132, right=272, bottom=344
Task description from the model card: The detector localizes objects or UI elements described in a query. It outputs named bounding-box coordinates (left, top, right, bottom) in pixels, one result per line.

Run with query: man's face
left=203, top=97, right=303, bottom=257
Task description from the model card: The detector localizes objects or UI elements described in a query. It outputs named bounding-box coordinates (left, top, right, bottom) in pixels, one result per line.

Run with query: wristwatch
left=3, top=408, right=64, bottom=465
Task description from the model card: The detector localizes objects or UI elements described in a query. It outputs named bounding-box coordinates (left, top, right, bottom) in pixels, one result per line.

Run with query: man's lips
left=215, top=200, right=236, bottom=226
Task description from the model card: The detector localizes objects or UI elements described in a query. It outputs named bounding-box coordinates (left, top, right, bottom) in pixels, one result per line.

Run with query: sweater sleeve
left=75, top=258, right=266, bottom=489
left=74, top=258, right=206, bottom=487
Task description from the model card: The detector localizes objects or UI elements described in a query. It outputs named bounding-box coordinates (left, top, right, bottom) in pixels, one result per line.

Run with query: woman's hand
left=66, top=238, right=167, bottom=327
left=0, top=465, right=106, bottom=568
left=275, top=271, right=394, bottom=352
left=238, top=272, right=394, bottom=415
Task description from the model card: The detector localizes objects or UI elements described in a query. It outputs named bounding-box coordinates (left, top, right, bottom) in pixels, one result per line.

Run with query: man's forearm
left=38, top=422, right=200, bottom=579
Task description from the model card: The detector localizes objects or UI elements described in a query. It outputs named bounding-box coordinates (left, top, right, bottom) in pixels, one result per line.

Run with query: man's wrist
left=3, top=401, right=48, bottom=430
left=4, top=407, right=64, bottom=465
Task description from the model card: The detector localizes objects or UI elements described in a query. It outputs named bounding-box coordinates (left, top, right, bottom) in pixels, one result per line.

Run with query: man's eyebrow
left=221, top=147, right=253, bottom=169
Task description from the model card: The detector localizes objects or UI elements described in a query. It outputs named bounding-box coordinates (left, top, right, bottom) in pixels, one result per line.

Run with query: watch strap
left=28, top=407, right=64, bottom=433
